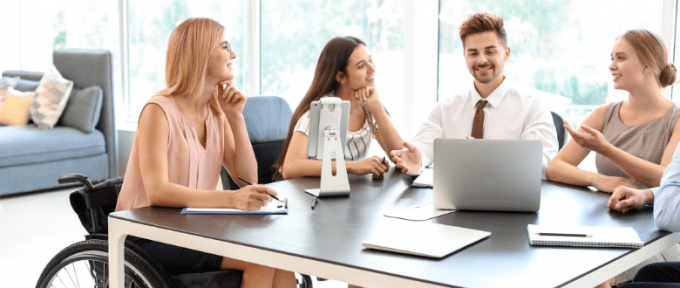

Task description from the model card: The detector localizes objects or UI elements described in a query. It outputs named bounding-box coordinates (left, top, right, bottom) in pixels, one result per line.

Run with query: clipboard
left=181, top=199, right=288, bottom=215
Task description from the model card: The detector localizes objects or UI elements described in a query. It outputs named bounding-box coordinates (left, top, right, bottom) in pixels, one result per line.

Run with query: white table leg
left=108, top=217, right=127, bottom=288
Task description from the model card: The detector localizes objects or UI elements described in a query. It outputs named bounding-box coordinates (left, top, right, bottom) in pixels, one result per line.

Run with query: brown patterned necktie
left=471, top=100, right=487, bottom=139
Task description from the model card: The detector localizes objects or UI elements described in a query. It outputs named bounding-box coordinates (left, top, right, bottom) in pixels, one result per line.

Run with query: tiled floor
left=0, top=187, right=83, bottom=288
left=0, top=187, right=347, bottom=288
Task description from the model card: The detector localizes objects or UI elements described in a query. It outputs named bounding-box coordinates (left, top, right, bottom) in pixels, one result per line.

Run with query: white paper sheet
left=383, top=202, right=454, bottom=221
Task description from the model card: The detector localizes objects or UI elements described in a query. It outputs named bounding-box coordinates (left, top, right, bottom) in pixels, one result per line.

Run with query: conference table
left=109, top=169, right=680, bottom=287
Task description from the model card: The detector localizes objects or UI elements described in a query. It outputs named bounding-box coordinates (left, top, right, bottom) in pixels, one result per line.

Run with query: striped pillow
left=0, top=77, right=20, bottom=107
left=29, top=65, right=74, bottom=129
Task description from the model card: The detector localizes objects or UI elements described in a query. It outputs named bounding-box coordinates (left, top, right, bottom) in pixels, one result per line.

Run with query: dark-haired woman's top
left=293, top=94, right=378, bottom=161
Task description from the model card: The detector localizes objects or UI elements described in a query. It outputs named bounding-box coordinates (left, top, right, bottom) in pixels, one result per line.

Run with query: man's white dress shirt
left=412, top=79, right=559, bottom=177
left=651, top=145, right=680, bottom=232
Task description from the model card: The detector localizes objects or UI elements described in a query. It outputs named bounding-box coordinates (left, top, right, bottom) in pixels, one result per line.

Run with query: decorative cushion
left=0, top=77, right=20, bottom=106
left=58, top=85, right=103, bottom=133
left=0, top=87, right=35, bottom=126
left=15, top=79, right=41, bottom=92
left=29, top=65, right=74, bottom=129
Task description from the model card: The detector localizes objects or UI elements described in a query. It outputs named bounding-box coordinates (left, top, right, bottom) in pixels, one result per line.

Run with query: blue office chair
left=221, top=95, right=292, bottom=189
left=219, top=96, right=317, bottom=287
left=551, top=111, right=566, bottom=150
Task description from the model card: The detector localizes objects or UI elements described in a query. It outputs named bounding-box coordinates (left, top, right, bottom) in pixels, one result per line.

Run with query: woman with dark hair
left=274, top=36, right=404, bottom=180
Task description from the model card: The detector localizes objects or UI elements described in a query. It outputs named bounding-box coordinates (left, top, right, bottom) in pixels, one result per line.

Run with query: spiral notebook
left=527, top=224, right=643, bottom=248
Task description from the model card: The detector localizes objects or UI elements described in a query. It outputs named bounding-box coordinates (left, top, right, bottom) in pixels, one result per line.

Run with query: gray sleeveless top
left=596, top=101, right=680, bottom=188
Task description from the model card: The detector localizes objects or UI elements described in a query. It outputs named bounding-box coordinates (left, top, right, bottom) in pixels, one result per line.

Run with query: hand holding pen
left=234, top=176, right=281, bottom=211
left=350, top=156, right=390, bottom=178
left=373, top=157, right=388, bottom=180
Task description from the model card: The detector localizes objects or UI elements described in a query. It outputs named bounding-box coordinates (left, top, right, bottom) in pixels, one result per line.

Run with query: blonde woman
left=545, top=29, right=679, bottom=288
left=546, top=30, right=680, bottom=193
left=115, top=18, right=295, bottom=288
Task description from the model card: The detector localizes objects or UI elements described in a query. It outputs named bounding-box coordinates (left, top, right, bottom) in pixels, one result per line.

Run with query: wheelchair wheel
left=36, top=239, right=168, bottom=288
left=297, top=274, right=313, bottom=288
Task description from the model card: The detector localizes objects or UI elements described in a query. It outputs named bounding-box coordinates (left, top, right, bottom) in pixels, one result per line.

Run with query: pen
left=535, top=232, right=592, bottom=238
left=311, top=197, right=318, bottom=210
left=237, top=176, right=281, bottom=202
left=382, top=156, right=386, bottom=165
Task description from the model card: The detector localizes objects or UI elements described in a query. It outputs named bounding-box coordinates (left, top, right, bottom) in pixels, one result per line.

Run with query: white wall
left=117, top=129, right=135, bottom=177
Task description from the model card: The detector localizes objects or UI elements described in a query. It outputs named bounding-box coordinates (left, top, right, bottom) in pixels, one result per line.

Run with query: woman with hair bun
left=546, top=29, right=680, bottom=287
left=547, top=29, right=680, bottom=193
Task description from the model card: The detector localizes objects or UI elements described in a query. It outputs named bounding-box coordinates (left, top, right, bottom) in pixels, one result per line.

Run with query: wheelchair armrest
left=80, top=177, right=123, bottom=210
left=81, top=184, right=119, bottom=210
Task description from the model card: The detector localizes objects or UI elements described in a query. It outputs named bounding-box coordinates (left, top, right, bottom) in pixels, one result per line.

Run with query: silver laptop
left=433, top=139, right=542, bottom=212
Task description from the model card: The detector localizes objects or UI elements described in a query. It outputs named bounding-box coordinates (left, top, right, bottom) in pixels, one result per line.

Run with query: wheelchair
left=35, top=174, right=312, bottom=288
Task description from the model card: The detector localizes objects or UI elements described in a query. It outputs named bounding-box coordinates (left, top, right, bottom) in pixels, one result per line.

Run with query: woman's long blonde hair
left=158, top=17, right=224, bottom=115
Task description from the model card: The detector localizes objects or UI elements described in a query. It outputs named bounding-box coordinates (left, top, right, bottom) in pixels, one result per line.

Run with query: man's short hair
left=459, top=12, right=507, bottom=48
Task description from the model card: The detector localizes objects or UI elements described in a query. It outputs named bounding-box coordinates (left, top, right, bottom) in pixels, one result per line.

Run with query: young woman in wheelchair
left=274, top=36, right=405, bottom=180
left=115, top=17, right=296, bottom=288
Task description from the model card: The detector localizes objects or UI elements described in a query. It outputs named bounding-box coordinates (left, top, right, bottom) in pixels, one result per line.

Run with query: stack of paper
left=383, top=202, right=454, bottom=221
left=411, top=168, right=433, bottom=188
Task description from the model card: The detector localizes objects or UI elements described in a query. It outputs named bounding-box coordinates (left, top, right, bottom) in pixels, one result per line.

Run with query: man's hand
left=390, top=142, right=422, bottom=175
left=608, top=186, right=654, bottom=213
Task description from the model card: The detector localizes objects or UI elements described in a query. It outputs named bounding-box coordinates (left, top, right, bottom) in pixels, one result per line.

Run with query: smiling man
left=390, top=12, right=558, bottom=177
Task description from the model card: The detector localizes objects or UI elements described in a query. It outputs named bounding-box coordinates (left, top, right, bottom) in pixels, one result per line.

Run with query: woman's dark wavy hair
left=273, top=36, right=369, bottom=180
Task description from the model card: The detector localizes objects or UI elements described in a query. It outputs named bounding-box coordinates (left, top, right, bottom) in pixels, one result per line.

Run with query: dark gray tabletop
left=110, top=168, right=669, bottom=287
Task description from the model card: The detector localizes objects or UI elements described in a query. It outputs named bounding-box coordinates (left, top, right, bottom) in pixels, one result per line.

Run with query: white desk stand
left=306, top=129, right=350, bottom=197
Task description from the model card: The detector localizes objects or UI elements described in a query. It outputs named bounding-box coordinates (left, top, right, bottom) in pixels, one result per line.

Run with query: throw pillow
left=58, top=85, right=103, bottom=133
left=0, top=77, right=20, bottom=106
left=0, top=87, right=35, bottom=126
left=29, top=65, right=74, bottom=129
left=15, top=78, right=41, bottom=92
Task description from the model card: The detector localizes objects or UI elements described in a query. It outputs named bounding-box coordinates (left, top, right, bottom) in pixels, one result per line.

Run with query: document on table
left=411, top=167, right=433, bottom=188
left=383, top=202, right=454, bottom=221
left=527, top=224, right=643, bottom=248
left=362, top=220, right=491, bottom=258
left=182, top=199, right=288, bottom=215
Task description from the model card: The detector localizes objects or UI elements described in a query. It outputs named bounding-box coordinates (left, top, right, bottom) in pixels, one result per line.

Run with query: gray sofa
left=0, top=49, right=118, bottom=196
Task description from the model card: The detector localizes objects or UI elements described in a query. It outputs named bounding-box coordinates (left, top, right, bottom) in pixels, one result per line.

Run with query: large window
left=439, top=0, right=667, bottom=129
left=0, top=0, right=120, bottom=98
left=260, top=0, right=406, bottom=137
left=2, top=0, right=678, bottom=138
left=125, top=0, right=247, bottom=120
